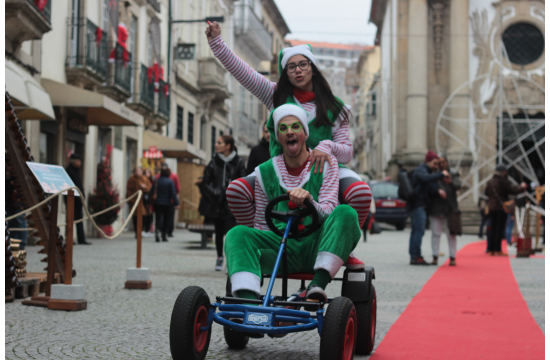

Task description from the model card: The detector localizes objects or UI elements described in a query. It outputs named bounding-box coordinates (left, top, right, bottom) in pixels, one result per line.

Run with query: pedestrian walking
left=407, top=150, right=450, bottom=265
left=149, top=167, right=180, bottom=242
left=126, top=167, right=152, bottom=238
left=143, top=168, right=155, bottom=233
left=477, top=194, right=489, bottom=239
left=156, top=163, right=180, bottom=237
left=199, top=135, right=246, bottom=271
left=429, top=155, right=461, bottom=266
left=206, top=22, right=372, bottom=270
left=246, top=121, right=271, bottom=174
left=196, top=177, right=214, bottom=242
left=65, top=153, right=91, bottom=245
left=485, top=164, right=527, bottom=255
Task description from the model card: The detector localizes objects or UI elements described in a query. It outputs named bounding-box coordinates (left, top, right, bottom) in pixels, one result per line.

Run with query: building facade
left=369, top=0, right=544, bottom=205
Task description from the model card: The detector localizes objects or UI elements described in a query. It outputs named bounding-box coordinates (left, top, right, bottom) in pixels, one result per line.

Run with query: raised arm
left=206, top=21, right=276, bottom=110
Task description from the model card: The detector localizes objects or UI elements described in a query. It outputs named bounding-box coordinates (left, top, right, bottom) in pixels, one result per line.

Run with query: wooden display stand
left=47, top=191, right=88, bottom=311
left=125, top=205, right=152, bottom=289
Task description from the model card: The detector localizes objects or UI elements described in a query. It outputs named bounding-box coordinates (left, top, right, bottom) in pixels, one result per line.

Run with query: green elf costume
left=225, top=104, right=361, bottom=302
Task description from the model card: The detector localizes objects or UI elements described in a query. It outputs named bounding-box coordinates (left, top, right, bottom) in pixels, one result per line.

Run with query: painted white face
left=277, top=116, right=307, bottom=158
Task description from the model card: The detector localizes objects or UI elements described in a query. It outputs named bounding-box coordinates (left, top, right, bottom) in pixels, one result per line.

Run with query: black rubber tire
left=169, top=286, right=212, bottom=360
left=320, top=297, right=357, bottom=360
left=395, top=222, right=406, bottom=231
left=223, top=319, right=250, bottom=349
left=354, top=285, right=377, bottom=355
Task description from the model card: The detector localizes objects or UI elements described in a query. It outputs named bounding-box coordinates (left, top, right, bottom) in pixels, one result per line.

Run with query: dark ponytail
left=273, top=62, right=349, bottom=127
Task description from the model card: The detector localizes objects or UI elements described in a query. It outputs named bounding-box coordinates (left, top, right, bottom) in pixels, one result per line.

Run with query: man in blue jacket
left=407, top=150, right=449, bottom=265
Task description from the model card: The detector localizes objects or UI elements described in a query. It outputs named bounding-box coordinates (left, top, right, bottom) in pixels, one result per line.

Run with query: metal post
left=45, top=196, right=59, bottom=297
left=65, top=190, right=74, bottom=285
left=137, top=202, right=142, bottom=269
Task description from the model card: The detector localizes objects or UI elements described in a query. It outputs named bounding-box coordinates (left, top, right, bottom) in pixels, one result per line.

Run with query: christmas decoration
left=88, top=145, right=120, bottom=226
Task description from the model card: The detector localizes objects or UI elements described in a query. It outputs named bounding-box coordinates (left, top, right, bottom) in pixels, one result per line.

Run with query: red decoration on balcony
left=34, top=0, right=48, bottom=11
left=96, top=27, right=103, bottom=47
left=108, top=23, right=130, bottom=66
left=147, top=63, right=164, bottom=93
left=164, top=83, right=170, bottom=97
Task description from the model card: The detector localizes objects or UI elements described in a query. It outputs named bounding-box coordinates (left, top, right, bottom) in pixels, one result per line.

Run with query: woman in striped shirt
left=205, top=21, right=371, bottom=269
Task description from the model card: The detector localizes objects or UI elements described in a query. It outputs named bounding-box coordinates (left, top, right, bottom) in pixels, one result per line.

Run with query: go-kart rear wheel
left=320, top=297, right=357, bottom=360
left=354, top=285, right=377, bottom=355
left=223, top=319, right=250, bottom=349
left=169, top=286, right=212, bottom=360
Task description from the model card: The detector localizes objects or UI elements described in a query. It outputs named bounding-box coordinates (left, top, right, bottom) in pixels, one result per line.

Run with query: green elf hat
left=278, top=44, right=317, bottom=75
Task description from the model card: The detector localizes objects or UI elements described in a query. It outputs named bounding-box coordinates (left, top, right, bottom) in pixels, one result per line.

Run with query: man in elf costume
left=225, top=104, right=361, bottom=304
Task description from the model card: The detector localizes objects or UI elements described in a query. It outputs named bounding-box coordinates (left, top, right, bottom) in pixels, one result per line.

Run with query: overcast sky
left=273, top=0, right=378, bottom=45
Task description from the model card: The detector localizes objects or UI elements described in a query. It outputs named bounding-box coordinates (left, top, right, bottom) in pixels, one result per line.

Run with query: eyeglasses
left=286, top=60, right=310, bottom=73
left=278, top=122, right=303, bottom=133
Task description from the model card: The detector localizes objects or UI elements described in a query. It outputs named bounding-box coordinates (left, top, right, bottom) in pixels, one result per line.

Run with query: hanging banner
left=149, top=17, right=161, bottom=64
left=109, top=0, right=119, bottom=39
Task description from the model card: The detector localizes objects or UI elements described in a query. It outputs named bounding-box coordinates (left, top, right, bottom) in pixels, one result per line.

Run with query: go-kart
left=169, top=195, right=377, bottom=360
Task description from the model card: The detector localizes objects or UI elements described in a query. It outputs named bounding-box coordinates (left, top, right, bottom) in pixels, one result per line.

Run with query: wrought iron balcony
left=26, top=0, right=50, bottom=23
left=139, top=64, right=155, bottom=110
left=112, top=43, right=132, bottom=93
left=65, top=18, right=108, bottom=83
left=5, top=0, right=52, bottom=50
left=233, top=3, right=272, bottom=60
left=157, top=79, right=170, bottom=119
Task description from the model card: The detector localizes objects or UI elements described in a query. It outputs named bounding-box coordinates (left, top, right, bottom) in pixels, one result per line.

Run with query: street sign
left=175, top=43, right=196, bottom=60
left=26, top=162, right=80, bottom=196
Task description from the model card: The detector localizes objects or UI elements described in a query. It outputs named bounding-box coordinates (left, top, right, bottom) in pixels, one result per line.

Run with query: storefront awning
left=143, top=130, right=206, bottom=159
left=41, top=79, right=143, bottom=126
left=5, top=60, right=55, bottom=120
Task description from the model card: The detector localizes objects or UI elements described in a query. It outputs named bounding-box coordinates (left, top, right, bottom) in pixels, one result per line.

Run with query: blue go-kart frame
left=169, top=195, right=377, bottom=360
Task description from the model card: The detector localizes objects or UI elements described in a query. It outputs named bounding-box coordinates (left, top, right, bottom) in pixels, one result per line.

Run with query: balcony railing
left=146, top=0, right=160, bottom=12
left=233, top=3, right=272, bottom=59
left=66, top=18, right=108, bottom=79
left=138, top=64, right=155, bottom=110
left=112, top=43, right=132, bottom=93
left=27, top=0, right=51, bottom=24
left=157, top=79, right=170, bottom=118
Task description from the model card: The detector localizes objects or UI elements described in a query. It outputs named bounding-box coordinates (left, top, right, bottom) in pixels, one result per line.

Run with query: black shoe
left=155, top=236, right=160, bottom=242
left=78, top=241, right=92, bottom=245
left=430, top=256, right=438, bottom=265
left=162, top=235, right=168, bottom=242
left=410, top=257, right=429, bottom=265
left=167, top=234, right=174, bottom=238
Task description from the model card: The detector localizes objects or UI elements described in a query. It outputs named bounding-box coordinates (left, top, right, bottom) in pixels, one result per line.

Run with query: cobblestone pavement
left=5, top=226, right=544, bottom=359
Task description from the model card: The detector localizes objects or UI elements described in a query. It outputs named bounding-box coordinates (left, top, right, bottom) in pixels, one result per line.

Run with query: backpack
left=397, top=169, right=416, bottom=202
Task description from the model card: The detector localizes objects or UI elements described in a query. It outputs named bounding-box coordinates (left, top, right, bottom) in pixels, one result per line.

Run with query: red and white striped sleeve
left=226, top=178, right=255, bottom=227
left=310, top=155, right=340, bottom=220
left=314, top=106, right=354, bottom=164
left=253, top=177, right=270, bottom=231
left=208, top=35, right=277, bottom=110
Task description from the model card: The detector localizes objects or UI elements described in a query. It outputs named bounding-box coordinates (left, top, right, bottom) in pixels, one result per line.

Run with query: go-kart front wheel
left=354, top=284, right=377, bottom=355
left=320, top=297, right=357, bottom=360
left=169, top=286, right=212, bottom=360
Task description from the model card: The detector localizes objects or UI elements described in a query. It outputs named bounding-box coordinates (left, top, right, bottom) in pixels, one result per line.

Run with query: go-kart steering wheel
left=265, top=194, right=319, bottom=239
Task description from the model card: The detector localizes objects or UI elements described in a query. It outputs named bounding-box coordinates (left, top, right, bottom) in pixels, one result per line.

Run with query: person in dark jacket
left=246, top=122, right=271, bottom=174
left=65, top=154, right=91, bottom=245
left=149, top=167, right=180, bottom=242
left=196, top=176, right=214, bottom=242
left=429, top=155, right=461, bottom=266
left=407, top=150, right=450, bottom=265
left=484, top=164, right=526, bottom=255
left=200, top=135, right=247, bottom=271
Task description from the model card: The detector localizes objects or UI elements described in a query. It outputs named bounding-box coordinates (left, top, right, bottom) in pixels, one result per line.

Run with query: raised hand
left=205, top=21, right=221, bottom=41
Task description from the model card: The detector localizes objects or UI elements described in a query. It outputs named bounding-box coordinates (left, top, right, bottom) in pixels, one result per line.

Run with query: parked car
left=369, top=180, right=408, bottom=230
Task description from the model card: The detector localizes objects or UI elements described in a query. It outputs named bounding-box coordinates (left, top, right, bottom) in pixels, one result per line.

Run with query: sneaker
left=215, top=257, right=224, bottom=271
left=344, top=252, right=365, bottom=270
left=410, top=257, right=430, bottom=265
left=304, top=285, right=327, bottom=311
left=141, top=231, right=152, bottom=238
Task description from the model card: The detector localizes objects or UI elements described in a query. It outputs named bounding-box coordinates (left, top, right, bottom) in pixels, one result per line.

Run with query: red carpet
left=369, top=241, right=544, bottom=360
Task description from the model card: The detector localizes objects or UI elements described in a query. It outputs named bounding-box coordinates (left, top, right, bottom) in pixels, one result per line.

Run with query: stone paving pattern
left=5, top=227, right=544, bottom=359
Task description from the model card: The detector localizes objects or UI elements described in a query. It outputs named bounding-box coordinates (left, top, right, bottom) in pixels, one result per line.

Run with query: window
left=176, top=106, right=184, bottom=140
left=148, top=37, right=154, bottom=66
left=502, top=23, right=544, bottom=65
left=371, top=92, right=377, bottom=116
left=39, top=132, right=54, bottom=164
left=102, top=0, right=109, bottom=32
left=187, top=112, right=195, bottom=144
left=211, top=126, right=217, bottom=157
left=114, top=126, right=123, bottom=149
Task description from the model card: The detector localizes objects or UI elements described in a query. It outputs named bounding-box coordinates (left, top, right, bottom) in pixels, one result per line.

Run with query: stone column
left=448, top=0, right=472, bottom=163
left=406, top=0, right=429, bottom=161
